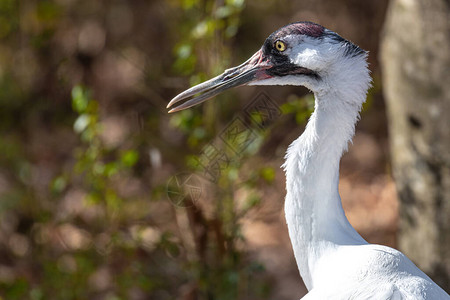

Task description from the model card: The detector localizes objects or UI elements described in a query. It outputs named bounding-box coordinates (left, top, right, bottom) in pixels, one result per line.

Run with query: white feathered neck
left=282, top=51, right=371, bottom=290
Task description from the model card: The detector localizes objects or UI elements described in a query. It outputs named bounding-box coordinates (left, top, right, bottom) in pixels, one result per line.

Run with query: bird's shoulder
left=319, top=244, right=421, bottom=276
left=303, top=283, right=449, bottom=300
left=302, top=284, right=425, bottom=300
left=315, top=244, right=412, bottom=279
left=311, top=244, right=449, bottom=299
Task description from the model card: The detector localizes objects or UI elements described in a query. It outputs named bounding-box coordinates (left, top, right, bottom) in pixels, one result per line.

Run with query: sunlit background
left=0, top=0, right=419, bottom=299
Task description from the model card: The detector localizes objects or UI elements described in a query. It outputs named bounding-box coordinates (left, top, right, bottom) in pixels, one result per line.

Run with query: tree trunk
left=380, top=0, right=450, bottom=291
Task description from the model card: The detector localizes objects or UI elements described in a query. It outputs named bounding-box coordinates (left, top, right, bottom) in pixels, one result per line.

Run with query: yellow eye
left=275, top=40, right=286, bottom=52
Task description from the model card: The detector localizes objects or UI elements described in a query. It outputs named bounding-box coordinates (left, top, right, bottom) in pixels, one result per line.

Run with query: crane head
left=167, top=21, right=366, bottom=113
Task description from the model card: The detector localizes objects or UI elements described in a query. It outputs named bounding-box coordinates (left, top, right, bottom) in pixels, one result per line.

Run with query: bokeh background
left=0, top=0, right=448, bottom=299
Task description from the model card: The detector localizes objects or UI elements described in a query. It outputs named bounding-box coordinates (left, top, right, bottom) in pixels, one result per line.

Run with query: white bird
left=167, top=21, right=449, bottom=299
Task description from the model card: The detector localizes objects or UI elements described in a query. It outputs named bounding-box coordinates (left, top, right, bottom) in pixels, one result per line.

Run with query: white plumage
left=168, top=22, right=449, bottom=299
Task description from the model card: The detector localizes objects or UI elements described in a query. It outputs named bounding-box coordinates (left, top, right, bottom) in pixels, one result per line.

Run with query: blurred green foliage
left=70, top=85, right=140, bottom=209
left=1, top=0, right=274, bottom=299
left=160, top=1, right=275, bottom=299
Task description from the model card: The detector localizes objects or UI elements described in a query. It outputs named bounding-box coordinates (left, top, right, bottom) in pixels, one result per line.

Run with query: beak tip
left=167, top=94, right=184, bottom=109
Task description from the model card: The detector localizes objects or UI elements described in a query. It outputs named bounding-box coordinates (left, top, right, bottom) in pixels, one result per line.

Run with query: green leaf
left=51, top=175, right=67, bottom=193
left=104, top=162, right=119, bottom=177
left=176, top=44, right=192, bottom=59
left=259, top=167, right=275, bottom=182
left=73, top=114, right=90, bottom=133
left=121, top=150, right=139, bottom=167
left=245, top=194, right=261, bottom=210
left=71, top=86, right=88, bottom=113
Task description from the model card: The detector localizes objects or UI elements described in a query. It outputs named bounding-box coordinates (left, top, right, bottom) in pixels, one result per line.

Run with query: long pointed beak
left=167, top=50, right=272, bottom=113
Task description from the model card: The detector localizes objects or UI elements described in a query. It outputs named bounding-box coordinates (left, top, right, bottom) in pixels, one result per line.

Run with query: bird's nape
left=167, top=49, right=274, bottom=113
